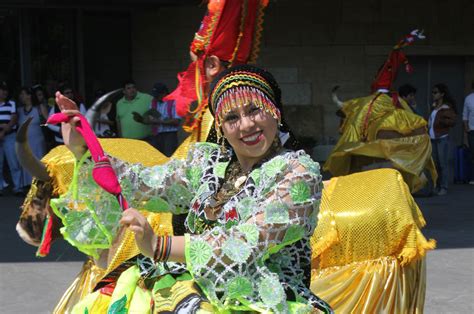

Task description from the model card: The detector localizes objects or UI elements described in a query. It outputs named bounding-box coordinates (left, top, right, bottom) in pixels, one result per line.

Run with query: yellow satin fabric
left=311, top=169, right=435, bottom=312
left=324, top=93, right=437, bottom=192
left=311, top=257, right=426, bottom=314
left=53, top=259, right=106, bottom=314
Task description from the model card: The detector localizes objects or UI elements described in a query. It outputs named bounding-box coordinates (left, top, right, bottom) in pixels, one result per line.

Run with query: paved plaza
left=0, top=184, right=473, bottom=313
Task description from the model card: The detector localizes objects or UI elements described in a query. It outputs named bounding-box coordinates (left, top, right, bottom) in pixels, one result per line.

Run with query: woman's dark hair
left=19, top=86, right=34, bottom=105
left=434, top=83, right=457, bottom=113
left=32, top=84, right=48, bottom=100
left=398, top=84, right=417, bottom=98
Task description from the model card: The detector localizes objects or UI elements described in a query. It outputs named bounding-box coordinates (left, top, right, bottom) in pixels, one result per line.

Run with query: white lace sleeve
left=184, top=152, right=322, bottom=313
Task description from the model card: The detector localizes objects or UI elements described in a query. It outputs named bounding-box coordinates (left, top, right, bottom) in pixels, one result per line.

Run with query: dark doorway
left=83, top=10, right=131, bottom=103
left=395, top=56, right=466, bottom=145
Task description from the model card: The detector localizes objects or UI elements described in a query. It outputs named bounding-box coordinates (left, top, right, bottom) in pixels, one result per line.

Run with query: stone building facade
left=131, top=0, right=474, bottom=142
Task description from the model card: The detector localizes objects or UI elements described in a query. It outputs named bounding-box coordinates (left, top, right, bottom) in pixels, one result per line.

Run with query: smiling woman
left=51, top=65, right=333, bottom=313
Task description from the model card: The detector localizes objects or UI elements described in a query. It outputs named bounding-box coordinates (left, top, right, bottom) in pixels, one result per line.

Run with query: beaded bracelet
left=153, top=235, right=172, bottom=262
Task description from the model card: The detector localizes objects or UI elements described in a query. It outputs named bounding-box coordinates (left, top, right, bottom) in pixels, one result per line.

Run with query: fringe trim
left=397, top=237, right=436, bottom=266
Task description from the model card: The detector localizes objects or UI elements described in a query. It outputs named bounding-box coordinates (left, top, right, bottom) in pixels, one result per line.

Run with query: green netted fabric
left=52, top=143, right=331, bottom=313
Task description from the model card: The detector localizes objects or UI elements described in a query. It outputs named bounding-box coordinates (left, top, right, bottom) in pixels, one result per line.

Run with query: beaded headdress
left=209, top=65, right=282, bottom=137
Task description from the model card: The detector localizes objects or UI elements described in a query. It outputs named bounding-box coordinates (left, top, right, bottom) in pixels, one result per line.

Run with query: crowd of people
left=0, top=79, right=181, bottom=196
left=2, top=76, right=474, bottom=197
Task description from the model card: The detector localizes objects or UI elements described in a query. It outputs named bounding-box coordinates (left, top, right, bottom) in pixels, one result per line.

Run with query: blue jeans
left=0, top=132, right=23, bottom=191
left=431, top=136, right=449, bottom=190
left=468, top=131, right=474, bottom=180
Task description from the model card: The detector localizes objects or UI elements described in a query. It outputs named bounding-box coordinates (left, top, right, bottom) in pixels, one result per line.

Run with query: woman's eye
left=249, top=106, right=261, bottom=114
left=224, top=114, right=239, bottom=122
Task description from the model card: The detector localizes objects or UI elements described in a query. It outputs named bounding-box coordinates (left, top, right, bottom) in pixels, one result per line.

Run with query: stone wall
left=131, top=0, right=474, bottom=140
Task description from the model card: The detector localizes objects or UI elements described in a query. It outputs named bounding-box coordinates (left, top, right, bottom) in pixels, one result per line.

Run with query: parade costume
left=15, top=5, right=435, bottom=313
left=324, top=30, right=437, bottom=192
left=48, top=65, right=333, bottom=313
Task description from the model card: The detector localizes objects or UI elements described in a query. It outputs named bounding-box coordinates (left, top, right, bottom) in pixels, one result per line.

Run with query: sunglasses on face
left=432, top=91, right=439, bottom=95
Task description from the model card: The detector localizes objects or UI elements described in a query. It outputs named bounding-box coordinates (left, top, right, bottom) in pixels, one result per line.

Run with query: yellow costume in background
left=311, top=169, right=435, bottom=313
left=324, top=93, right=437, bottom=192
left=325, top=30, right=436, bottom=193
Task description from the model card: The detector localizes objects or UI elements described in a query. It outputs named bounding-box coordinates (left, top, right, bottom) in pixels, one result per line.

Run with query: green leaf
left=188, top=239, right=213, bottom=268
left=195, top=277, right=218, bottom=303
left=258, top=275, right=285, bottom=306
left=214, top=161, right=229, bottom=178
left=237, top=224, right=259, bottom=246
left=143, top=197, right=169, bottom=212
left=222, top=237, right=251, bottom=263
left=165, top=183, right=193, bottom=207
left=249, top=168, right=261, bottom=186
left=289, top=180, right=311, bottom=204
left=264, top=202, right=289, bottom=224
left=282, top=224, right=305, bottom=244
left=107, top=295, right=127, bottom=314
left=186, top=166, right=203, bottom=190
left=236, top=197, right=257, bottom=220
left=139, top=165, right=167, bottom=188
left=227, top=276, right=253, bottom=299
left=262, top=156, right=287, bottom=178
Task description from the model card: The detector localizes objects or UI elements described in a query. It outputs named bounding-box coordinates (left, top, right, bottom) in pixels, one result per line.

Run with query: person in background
left=398, top=83, right=421, bottom=115
left=116, top=79, right=153, bottom=140
left=93, top=89, right=115, bottom=138
left=428, top=83, right=457, bottom=195
left=462, top=80, right=474, bottom=185
left=0, top=81, right=24, bottom=196
left=18, top=87, right=46, bottom=187
left=31, top=84, right=50, bottom=121
left=47, top=85, right=86, bottom=146
left=136, top=82, right=181, bottom=156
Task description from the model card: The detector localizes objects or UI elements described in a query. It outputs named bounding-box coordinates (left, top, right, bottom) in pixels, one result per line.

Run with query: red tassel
left=36, top=215, right=53, bottom=257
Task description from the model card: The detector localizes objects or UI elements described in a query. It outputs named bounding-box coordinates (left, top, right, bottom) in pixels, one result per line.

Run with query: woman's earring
left=219, top=135, right=227, bottom=154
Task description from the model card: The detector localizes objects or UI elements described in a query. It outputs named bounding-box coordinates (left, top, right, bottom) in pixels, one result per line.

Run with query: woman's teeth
left=242, top=132, right=262, bottom=143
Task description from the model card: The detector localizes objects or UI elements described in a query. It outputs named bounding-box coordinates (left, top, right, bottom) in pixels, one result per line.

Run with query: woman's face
left=36, top=90, right=45, bottom=102
left=221, top=102, right=278, bottom=160
left=432, top=87, right=444, bottom=102
left=19, top=90, right=31, bottom=104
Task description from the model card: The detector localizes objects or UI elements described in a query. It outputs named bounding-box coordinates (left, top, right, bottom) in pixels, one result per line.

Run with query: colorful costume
left=15, top=6, right=435, bottom=313
left=324, top=30, right=437, bottom=192
left=48, top=65, right=333, bottom=313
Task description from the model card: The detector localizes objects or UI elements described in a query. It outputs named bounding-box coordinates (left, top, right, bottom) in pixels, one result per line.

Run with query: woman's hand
left=120, top=208, right=156, bottom=258
left=55, top=92, right=87, bottom=159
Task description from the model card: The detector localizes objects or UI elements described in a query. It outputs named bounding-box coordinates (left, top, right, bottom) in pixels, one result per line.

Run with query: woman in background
left=18, top=87, right=46, bottom=187
left=428, top=83, right=457, bottom=195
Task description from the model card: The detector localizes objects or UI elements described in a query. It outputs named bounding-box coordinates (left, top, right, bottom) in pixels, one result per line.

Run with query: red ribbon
left=47, top=113, right=129, bottom=210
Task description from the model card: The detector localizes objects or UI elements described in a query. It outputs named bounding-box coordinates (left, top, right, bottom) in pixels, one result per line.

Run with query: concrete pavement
left=0, top=183, right=473, bottom=313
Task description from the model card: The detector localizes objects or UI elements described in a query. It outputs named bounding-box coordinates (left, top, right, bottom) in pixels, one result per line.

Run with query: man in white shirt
left=0, top=82, right=23, bottom=195
left=463, top=80, right=474, bottom=184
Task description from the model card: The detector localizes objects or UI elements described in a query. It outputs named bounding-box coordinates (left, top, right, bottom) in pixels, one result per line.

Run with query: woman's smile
left=240, top=130, right=264, bottom=145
